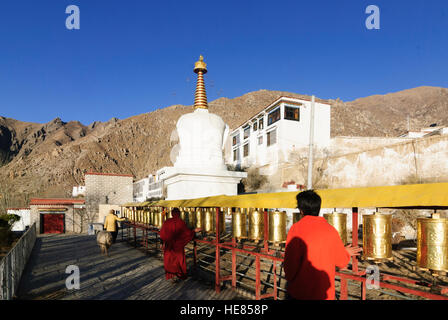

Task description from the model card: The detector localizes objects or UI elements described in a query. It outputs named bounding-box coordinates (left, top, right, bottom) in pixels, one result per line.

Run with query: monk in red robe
left=284, top=190, right=362, bottom=300
left=159, top=207, right=201, bottom=282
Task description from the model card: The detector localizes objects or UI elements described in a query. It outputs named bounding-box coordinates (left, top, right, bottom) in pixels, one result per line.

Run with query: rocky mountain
left=0, top=86, right=447, bottom=206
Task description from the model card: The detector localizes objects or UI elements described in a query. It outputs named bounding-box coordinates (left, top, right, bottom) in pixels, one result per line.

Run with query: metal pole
left=232, top=237, right=237, bottom=288
left=255, top=255, right=261, bottom=300
left=307, top=95, right=315, bottom=190
left=352, top=207, right=359, bottom=274
left=215, top=207, right=221, bottom=293
left=263, top=209, right=269, bottom=253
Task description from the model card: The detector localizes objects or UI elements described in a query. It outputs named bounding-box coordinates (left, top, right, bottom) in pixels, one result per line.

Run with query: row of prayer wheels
left=122, top=207, right=169, bottom=228
left=323, top=212, right=448, bottom=273
left=122, top=207, right=225, bottom=234
left=231, top=208, right=287, bottom=244
left=123, top=207, right=288, bottom=243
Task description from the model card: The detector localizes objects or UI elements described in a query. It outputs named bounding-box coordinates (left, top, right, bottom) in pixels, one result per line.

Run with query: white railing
left=0, top=223, right=37, bottom=300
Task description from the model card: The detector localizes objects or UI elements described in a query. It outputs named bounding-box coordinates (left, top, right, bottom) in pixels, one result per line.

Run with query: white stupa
left=163, top=56, right=247, bottom=200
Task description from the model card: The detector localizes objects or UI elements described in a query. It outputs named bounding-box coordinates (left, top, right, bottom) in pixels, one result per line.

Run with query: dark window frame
left=232, top=134, right=240, bottom=146
left=243, top=126, right=250, bottom=140
left=267, top=129, right=277, bottom=146
left=284, top=105, right=300, bottom=122
left=268, top=108, right=280, bottom=126
left=233, top=148, right=240, bottom=162
left=243, top=143, right=249, bottom=157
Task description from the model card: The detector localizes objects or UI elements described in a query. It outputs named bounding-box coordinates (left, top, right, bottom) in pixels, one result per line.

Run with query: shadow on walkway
left=16, top=234, right=244, bottom=300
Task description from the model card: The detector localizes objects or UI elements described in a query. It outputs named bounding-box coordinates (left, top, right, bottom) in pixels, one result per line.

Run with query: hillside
left=0, top=86, right=447, bottom=206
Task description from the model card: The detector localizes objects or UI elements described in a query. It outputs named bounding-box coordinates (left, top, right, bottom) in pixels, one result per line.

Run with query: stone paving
left=16, top=233, right=245, bottom=300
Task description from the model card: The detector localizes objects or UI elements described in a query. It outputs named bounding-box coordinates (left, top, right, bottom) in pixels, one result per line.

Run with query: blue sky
left=0, top=0, right=447, bottom=125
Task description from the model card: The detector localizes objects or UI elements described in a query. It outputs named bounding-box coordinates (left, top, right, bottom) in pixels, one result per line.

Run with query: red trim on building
left=85, top=171, right=133, bottom=178
left=30, top=198, right=85, bottom=206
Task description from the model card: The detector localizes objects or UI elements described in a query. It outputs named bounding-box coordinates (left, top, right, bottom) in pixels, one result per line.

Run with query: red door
left=42, top=214, right=65, bottom=234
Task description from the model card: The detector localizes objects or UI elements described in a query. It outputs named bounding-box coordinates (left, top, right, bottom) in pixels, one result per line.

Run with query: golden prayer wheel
left=145, top=209, right=150, bottom=224
left=232, top=208, right=247, bottom=240
left=362, top=213, right=393, bottom=262
left=195, top=208, right=204, bottom=230
left=187, top=208, right=197, bottom=229
left=149, top=208, right=154, bottom=225
left=155, top=210, right=163, bottom=228
left=203, top=208, right=215, bottom=234
left=166, top=208, right=173, bottom=219
left=153, top=210, right=158, bottom=227
left=268, top=210, right=286, bottom=244
left=324, top=213, right=348, bottom=245
left=180, top=207, right=188, bottom=223
left=214, top=208, right=226, bottom=235
left=248, top=208, right=264, bottom=241
left=417, top=215, right=448, bottom=273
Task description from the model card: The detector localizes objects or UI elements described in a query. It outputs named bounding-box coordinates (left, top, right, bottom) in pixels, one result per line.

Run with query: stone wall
left=276, top=134, right=448, bottom=189
left=85, top=173, right=133, bottom=224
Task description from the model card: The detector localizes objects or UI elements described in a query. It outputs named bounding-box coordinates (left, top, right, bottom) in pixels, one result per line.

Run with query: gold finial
left=193, top=55, right=208, bottom=109
left=194, top=55, right=207, bottom=74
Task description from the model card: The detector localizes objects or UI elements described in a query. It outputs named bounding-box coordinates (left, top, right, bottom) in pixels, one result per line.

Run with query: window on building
left=267, top=129, right=277, bottom=146
left=259, top=118, right=264, bottom=130
left=268, top=108, right=280, bottom=126
left=243, top=143, right=249, bottom=157
left=285, top=106, right=300, bottom=121
left=233, top=148, right=240, bottom=162
left=244, top=126, right=250, bottom=139
left=258, top=136, right=263, bottom=145
left=232, top=134, right=240, bottom=146
left=253, top=121, right=258, bottom=131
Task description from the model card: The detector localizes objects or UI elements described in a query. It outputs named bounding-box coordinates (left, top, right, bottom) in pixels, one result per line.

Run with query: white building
left=225, top=96, right=331, bottom=174
left=72, top=186, right=86, bottom=197
left=399, top=125, right=448, bottom=138
left=133, top=168, right=167, bottom=202
left=133, top=177, right=149, bottom=202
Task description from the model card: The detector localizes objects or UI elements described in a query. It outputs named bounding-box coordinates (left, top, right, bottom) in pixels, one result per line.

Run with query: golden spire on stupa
left=193, top=55, right=208, bottom=109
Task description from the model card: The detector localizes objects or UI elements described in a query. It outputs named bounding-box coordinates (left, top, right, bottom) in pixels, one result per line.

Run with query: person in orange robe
left=284, top=190, right=362, bottom=300
left=159, top=207, right=201, bottom=282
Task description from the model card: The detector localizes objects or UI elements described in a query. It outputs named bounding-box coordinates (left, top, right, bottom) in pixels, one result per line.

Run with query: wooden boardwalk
left=16, top=233, right=245, bottom=300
